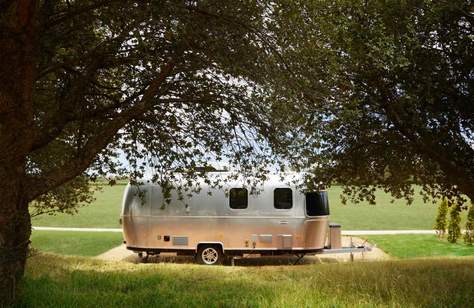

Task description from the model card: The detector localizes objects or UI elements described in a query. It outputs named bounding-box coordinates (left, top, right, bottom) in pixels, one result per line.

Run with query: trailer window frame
left=305, top=191, right=330, bottom=216
left=273, top=188, right=293, bottom=210
left=229, top=188, right=248, bottom=210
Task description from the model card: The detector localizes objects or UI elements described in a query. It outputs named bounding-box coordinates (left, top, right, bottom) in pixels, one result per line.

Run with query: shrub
left=434, top=198, right=448, bottom=238
left=464, top=203, right=474, bottom=245
left=447, top=201, right=461, bottom=243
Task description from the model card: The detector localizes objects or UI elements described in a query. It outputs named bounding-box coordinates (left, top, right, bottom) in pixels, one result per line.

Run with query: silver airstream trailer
left=121, top=173, right=367, bottom=265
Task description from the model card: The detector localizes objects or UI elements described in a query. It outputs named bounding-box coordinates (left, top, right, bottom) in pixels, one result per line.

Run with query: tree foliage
left=266, top=0, right=474, bottom=203
left=1, top=0, right=474, bottom=303
left=434, top=198, right=448, bottom=238
left=464, top=203, right=474, bottom=245
left=0, top=1, right=280, bottom=304
left=447, top=201, right=462, bottom=243
left=3, top=0, right=281, bottom=211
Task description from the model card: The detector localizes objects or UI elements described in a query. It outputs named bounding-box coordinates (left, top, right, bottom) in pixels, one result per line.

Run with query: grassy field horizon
left=31, top=183, right=469, bottom=230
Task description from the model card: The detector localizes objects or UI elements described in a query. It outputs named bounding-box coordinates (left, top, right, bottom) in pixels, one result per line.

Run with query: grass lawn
left=17, top=253, right=474, bottom=307
left=364, top=234, right=474, bottom=259
left=328, top=186, right=470, bottom=230
left=30, top=231, right=123, bottom=256
left=32, top=183, right=125, bottom=228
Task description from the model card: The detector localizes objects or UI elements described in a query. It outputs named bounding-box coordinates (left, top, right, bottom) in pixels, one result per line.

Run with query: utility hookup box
left=329, top=223, right=342, bottom=249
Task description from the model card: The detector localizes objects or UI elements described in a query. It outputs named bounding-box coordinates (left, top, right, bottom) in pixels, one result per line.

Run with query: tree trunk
left=0, top=2, right=37, bottom=305
left=0, top=162, right=31, bottom=306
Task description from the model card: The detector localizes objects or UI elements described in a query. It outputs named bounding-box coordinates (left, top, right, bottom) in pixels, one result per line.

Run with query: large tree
left=267, top=0, right=474, bottom=204
left=2, top=0, right=473, bottom=304
left=0, top=0, right=278, bottom=304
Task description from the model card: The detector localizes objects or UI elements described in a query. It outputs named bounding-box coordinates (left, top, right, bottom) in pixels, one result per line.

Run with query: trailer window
left=229, top=188, right=248, bottom=209
left=306, top=191, right=330, bottom=216
left=274, top=188, right=293, bottom=209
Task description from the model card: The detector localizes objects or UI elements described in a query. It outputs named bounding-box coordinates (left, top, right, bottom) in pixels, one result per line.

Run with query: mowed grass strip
left=364, top=234, right=474, bottom=259
left=30, top=231, right=123, bottom=256
left=18, top=254, right=474, bottom=307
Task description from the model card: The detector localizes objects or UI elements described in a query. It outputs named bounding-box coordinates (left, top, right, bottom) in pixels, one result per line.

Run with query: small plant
left=447, top=201, right=461, bottom=243
left=464, top=203, right=474, bottom=245
left=434, top=198, right=449, bottom=238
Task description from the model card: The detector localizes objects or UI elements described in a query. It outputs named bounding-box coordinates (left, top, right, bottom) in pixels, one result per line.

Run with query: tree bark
left=0, top=1, right=37, bottom=305
left=0, top=161, right=31, bottom=307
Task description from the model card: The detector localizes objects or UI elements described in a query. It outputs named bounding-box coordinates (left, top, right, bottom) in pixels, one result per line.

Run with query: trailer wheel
left=196, top=245, right=223, bottom=265
left=138, top=252, right=149, bottom=263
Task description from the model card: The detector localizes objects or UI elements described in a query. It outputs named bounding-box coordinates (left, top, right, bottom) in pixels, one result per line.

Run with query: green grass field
left=328, top=186, right=464, bottom=230
left=17, top=254, right=474, bottom=307
left=32, top=183, right=126, bottom=228
left=31, top=183, right=469, bottom=230
left=364, top=235, right=474, bottom=259
left=30, top=231, right=123, bottom=256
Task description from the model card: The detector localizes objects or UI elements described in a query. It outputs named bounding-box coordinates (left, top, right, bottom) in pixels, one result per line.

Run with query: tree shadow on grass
left=126, top=254, right=344, bottom=266
left=18, top=254, right=474, bottom=307
left=18, top=257, right=276, bottom=307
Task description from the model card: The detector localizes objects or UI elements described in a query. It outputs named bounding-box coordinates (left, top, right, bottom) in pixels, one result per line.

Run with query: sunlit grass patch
left=363, top=234, right=474, bottom=259
left=31, top=182, right=126, bottom=228
left=30, top=231, right=123, bottom=256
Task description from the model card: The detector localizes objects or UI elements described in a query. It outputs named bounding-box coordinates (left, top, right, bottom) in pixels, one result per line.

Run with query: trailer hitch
left=293, top=253, right=306, bottom=265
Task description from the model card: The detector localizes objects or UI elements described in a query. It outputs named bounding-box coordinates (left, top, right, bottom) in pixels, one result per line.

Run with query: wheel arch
left=196, top=242, right=224, bottom=252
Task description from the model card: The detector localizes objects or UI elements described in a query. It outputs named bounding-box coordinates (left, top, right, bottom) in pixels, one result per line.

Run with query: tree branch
left=382, top=100, right=474, bottom=197
left=43, top=0, right=117, bottom=28
left=25, top=58, right=177, bottom=201
left=30, top=17, right=147, bottom=152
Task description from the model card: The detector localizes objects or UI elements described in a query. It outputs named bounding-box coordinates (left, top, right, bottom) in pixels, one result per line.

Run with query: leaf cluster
left=24, top=0, right=282, bottom=212
left=266, top=0, right=474, bottom=203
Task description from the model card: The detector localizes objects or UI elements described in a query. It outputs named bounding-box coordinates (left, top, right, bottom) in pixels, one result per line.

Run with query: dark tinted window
left=274, top=188, right=293, bottom=209
left=229, top=188, right=248, bottom=209
left=306, top=191, right=330, bottom=216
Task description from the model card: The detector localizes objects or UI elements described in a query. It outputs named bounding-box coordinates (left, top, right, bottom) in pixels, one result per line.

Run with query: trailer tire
left=138, top=252, right=149, bottom=263
left=196, top=245, right=223, bottom=265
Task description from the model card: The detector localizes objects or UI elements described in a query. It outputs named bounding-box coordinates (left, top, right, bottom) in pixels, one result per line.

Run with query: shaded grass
left=364, top=234, right=474, bottom=259
left=30, top=231, right=123, bottom=256
left=17, top=253, right=474, bottom=307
